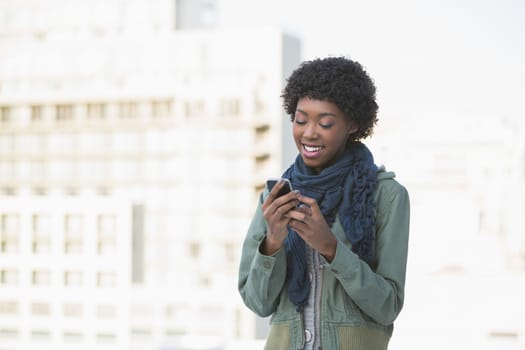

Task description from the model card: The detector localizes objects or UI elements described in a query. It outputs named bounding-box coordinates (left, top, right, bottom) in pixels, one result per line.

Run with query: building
left=368, top=113, right=525, bottom=349
left=370, top=113, right=525, bottom=273
left=0, top=1, right=301, bottom=349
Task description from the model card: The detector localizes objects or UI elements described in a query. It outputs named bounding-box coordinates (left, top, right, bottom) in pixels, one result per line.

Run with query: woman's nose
left=303, top=123, right=318, bottom=139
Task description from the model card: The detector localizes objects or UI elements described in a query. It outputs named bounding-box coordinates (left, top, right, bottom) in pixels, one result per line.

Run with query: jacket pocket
left=336, top=325, right=390, bottom=350
left=264, top=323, right=291, bottom=350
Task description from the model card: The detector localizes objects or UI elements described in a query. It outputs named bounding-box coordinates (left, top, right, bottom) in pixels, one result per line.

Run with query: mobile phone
left=266, top=178, right=293, bottom=198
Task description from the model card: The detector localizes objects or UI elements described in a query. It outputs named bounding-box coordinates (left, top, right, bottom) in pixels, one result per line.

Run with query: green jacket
left=238, top=170, right=410, bottom=350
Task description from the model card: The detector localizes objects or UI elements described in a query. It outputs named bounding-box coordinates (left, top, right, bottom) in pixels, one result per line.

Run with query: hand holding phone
left=266, top=178, right=293, bottom=198
left=262, top=178, right=296, bottom=255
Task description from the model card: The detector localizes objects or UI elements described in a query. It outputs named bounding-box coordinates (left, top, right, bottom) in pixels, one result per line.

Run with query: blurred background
left=0, top=0, right=524, bottom=349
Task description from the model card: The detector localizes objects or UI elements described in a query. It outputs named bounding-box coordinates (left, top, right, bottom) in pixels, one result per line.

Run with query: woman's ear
left=346, top=121, right=358, bottom=135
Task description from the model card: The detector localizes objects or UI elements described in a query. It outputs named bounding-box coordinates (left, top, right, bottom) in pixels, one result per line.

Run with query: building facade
left=369, top=113, right=525, bottom=349
left=0, top=1, right=301, bottom=349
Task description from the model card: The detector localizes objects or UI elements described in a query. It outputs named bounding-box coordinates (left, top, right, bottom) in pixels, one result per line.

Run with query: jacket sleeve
left=323, top=179, right=410, bottom=326
left=237, top=192, right=288, bottom=317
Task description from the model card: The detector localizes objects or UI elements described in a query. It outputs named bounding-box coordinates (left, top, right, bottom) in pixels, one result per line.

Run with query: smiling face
left=293, top=97, right=357, bottom=174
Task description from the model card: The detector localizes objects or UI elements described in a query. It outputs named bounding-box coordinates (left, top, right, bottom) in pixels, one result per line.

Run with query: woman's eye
left=320, top=124, right=333, bottom=129
left=295, top=119, right=306, bottom=125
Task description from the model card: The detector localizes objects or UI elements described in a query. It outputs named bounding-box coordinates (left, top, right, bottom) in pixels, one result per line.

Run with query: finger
left=269, top=191, right=300, bottom=214
left=296, top=194, right=316, bottom=207
left=296, top=204, right=312, bottom=216
left=274, top=199, right=300, bottom=218
left=273, top=190, right=300, bottom=206
left=297, top=195, right=321, bottom=213
left=288, top=218, right=307, bottom=232
left=264, top=185, right=294, bottom=209
left=285, top=209, right=308, bottom=222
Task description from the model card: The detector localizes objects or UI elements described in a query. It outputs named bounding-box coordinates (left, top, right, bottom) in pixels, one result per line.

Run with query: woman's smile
left=302, top=143, right=325, bottom=158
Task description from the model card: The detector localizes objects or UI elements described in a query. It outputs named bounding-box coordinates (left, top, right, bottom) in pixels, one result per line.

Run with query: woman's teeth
left=304, top=145, right=323, bottom=152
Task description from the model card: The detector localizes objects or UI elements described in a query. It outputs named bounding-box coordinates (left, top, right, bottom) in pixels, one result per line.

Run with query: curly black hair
left=281, top=56, right=378, bottom=141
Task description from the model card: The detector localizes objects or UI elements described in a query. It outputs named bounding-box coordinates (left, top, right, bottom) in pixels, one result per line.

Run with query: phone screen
left=266, top=178, right=292, bottom=197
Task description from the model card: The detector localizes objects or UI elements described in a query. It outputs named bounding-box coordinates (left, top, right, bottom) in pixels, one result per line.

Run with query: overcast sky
left=220, top=0, right=525, bottom=122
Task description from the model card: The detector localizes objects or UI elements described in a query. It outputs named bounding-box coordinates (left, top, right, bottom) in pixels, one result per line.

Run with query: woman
left=238, top=56, right=410, bottom=350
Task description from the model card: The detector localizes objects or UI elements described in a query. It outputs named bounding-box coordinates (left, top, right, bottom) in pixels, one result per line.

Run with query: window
left=96, top=304, right=116, bottom=319
left=130, top=328, right=151, bottom=341
left=56, top=104, right=73, bottom=121
left=218, top=98, right=240, bottom=117
left=188, top=242, right=200, bottom=259
left=97, top=272, right=116, bottom=287
left=96, top=333, right=116, bottom=343
left=32, top=214, right=51, bottom=253
left=64, top=187, right=79, bottom=196
left=97, top=187, right=111, bottom=196
left=1, top=106, right=12, bottom=123
left=31, top=302, right=51, bottom=316
left=165, top=328, right=186, bottom=337
left=97, top=214, right=116, bottom=255
left=130, top=304, right=152, bottom=318
left=0, top=187, right=17, bottom=196
left=199, top=275, right=211, bottom=287
left=31, top=330, right=51, bottom=340
left=64, top=214, right=83, bottom=254
left=63, top=331, right=83, bottom=342
left=166, top=304, right=190, bottom=323
left=119, top=102, right=138, bottom=119
left=0, top=328, right=18, bottom=339
left=31, top=105, right=43, bottom=122
left=254, top=153, right=270, bottom=173
left=164, top=305, right=175, bottom=317
left=254, top=124, right=270, bottom=142
left=152, top=100, right=172, bottom=118
left=32, top=270, right=51, bottom=286
left=98, top=214, right=116, bottom=234
left=87, top=103, right=106, bottom=119
left=0, top=269, right=19, bottom=285
left=64, top=271, right=83, bottom=287
left=1, top=214, right=19, bottom=253
left=63, top=303, right=83, bottom=317
left=32, top=187, right=48, bottom=196
left=0, top=301, right=18, bottom=315
left=184, top=99, right=204, bottom=118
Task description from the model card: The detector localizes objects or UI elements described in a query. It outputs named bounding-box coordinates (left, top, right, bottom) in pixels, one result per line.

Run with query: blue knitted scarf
left=281, top=141, right=378, bottom=310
